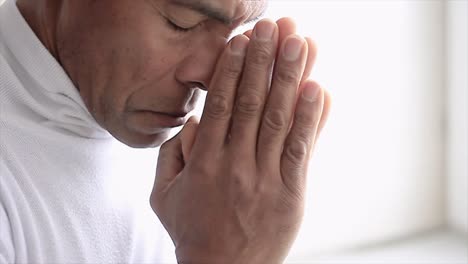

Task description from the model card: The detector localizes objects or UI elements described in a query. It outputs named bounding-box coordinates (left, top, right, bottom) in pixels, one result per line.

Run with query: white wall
left=446, top=0, right=468, bottom=235
left=191, top=0, right=450, bottom=259
left=262, top=1, right=447, bottom=259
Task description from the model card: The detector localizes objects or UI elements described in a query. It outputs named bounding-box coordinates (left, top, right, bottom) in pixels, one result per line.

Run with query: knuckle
left=254, top=180, right=274, bottom=197
left=236, top=93, right=263, bottom=117
left=263, top=109, right=287, bottom=133
left=295, top=111, right=314, bottom=129
left=205, top=94, right=230, bottom=119
left=231, top=171, right=247, bottom=189
left=284, top=139, right=308, bottom=164
left=275, top=67, right=301, bottom=85
left=248, top=42, right=274, bottom=66
left=186, top=160, right=214, bottom=179
left=296, top=130, right=312, bottom=146
left=228, top=168, right=253, bottom=198
left=220, top=56, right=243, bottom=79
left=292, top=119, right=314, bottom=147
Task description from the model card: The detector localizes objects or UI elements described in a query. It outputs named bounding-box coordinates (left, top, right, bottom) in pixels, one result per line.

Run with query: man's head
left=18, top=0, right=266, bottom=147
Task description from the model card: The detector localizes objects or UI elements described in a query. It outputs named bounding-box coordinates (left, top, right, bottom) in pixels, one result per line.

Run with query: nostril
left=189, top=81, right=207, bottom=91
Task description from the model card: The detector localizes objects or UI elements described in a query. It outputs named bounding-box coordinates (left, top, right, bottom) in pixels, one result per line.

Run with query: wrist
left=175, top=245, right=283, bottom=264
left=176, top=247, right=237, bottom=264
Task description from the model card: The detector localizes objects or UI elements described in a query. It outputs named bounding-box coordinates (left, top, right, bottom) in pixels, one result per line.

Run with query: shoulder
left=0, top=163, right=15, bottom=263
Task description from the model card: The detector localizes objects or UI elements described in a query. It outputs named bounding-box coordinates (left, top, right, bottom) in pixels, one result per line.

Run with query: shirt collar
left=0, top=0, right=111, bottom=139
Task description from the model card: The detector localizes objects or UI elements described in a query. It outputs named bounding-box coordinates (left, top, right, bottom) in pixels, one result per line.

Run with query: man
left=0, top=0, right=331, bottom=262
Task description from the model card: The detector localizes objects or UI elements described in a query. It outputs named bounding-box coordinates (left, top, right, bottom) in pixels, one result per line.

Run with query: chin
left=112, top=129, right=172, bottom=149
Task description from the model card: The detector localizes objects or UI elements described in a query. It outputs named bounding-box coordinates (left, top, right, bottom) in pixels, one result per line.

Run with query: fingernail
left=302, top=82, right=320, bottom=101
left=283, top=36, right=304, bottom=61
left=230, top=36, right=248, bottom=55
left=254, top=21, right=275, bottom=40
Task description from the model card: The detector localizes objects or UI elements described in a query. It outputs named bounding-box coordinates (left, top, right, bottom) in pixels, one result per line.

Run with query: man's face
left=57, top=0, right=266, bottom=147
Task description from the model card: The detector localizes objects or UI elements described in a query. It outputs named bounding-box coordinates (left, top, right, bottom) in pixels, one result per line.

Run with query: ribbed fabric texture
left=0, top=0, right=176, bottom=262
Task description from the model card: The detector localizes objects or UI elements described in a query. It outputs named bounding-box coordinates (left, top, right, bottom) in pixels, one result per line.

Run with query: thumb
left=181, top=116, right=199, bottom=162
left=154, top=116, right=199, bottom=192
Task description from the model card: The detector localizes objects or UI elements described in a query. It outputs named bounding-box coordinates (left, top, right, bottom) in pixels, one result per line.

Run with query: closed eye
left=164, top=17, right=198, bottom=33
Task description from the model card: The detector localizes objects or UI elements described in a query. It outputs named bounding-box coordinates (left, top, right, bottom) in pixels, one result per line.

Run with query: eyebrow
left=170, top=0, right=264, bottom=26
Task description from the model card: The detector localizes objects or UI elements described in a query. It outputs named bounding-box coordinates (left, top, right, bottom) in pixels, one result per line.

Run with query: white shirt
left=0, top=0, right=176, bottom=262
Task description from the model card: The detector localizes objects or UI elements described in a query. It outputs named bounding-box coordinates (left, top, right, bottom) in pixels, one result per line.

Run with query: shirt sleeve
left=0, top=196, right=15, bottom=263
left=0, top=203, right=14, bottom=264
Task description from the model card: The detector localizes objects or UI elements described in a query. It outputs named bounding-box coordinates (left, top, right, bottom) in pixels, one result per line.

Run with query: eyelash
left=164, top=18, right=196, bottom=33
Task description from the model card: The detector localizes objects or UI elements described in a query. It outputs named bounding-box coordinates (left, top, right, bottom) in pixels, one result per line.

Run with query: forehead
left=169, top=0, right=267, bottom=25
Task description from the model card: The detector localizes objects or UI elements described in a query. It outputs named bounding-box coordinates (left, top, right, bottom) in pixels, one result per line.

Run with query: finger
left=280, top=81, right=324, bottom=195
left=315, top=89, right=332, bottom=143
left=257, top=35, right=307, bottom=167
left=193, top=35, right=249, bottom=154
left=276, top=17, right=297, bottom=46
left=153, top=117, right=200, bottom=197
left=153, top=130, right=184, bottom=197
left=243, top=29, right=253, bottom=38
left=302, top=37, right=317, bottom=82
left=274, top=17, right=296, bottom=74
left=151, top=122, right=188, bottom=213
left=229, top=19, right=279, bottom=152
left=276, top=19, right=317, bottom=84
left=181, top=116, right=199, bottom=162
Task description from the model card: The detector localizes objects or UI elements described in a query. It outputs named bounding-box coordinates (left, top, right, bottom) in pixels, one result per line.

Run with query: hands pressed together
left=150, top=18, right=331, bottom=264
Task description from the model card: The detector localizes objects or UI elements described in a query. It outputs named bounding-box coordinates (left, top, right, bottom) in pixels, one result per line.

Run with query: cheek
left=56, top=0, right=205, bottom=147
left=59, top=4, right=185, bottom=114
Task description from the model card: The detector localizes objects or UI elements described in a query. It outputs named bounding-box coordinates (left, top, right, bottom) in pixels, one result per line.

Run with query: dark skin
left=17, top=0, right=331, bottom=263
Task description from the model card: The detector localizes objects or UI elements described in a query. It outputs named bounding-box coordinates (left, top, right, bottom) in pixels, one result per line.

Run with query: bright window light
left=186, top=1, right=467, bottom=262
left=264, top=1, right=447, bottom=259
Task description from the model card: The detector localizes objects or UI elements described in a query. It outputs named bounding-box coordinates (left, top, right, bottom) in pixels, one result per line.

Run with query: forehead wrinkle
left=168, top=0, right=267, bottom=27
left=170, top=0, right=235, bottom=25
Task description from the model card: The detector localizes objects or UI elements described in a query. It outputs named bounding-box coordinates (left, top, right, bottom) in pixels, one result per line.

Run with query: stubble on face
left=50, top=0, right=268, bottom=147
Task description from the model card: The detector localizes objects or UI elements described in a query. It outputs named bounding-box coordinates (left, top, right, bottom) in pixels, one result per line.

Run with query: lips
left=136, top=110, right=187, bottom=128
left=159, top=111, right=189, bottom=119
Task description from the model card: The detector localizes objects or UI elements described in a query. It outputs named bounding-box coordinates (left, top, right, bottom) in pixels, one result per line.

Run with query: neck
left=16, top=0, right=61, bottom=61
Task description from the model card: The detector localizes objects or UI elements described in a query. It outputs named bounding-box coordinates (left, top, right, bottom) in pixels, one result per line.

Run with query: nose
left=175, top=37, right=227, bottom=91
